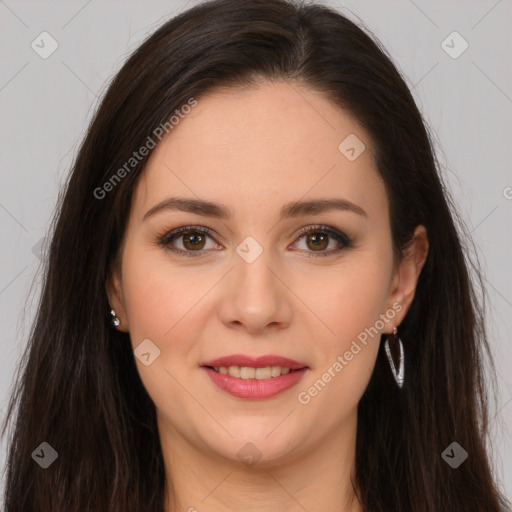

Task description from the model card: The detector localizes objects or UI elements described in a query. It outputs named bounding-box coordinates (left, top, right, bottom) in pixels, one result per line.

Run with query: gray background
left=1, top=0, right=511, bottom=501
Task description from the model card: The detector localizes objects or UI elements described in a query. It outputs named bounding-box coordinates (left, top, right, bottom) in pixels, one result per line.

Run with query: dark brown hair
left=2, top=0, right=509, bottom=510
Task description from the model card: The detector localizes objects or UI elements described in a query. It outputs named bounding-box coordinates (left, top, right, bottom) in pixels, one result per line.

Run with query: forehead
left=133, top=80, right=386, bottom=222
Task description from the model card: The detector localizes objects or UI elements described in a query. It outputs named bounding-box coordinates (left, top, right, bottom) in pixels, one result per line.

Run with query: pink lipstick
left=200, top=354, right=309, bottom=400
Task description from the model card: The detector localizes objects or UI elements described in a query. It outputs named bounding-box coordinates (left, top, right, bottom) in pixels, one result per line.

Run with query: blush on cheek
left=324, top=287, right=387, bottom=346
left=122, top=261, right=178, bottom=335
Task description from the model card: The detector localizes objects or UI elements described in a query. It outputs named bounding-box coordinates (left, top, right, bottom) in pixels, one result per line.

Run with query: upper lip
left=200, top=354, right=309, bottom=370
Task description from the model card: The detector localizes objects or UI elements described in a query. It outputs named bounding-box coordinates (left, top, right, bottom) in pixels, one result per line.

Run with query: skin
left=108, top=80, right=428, bottom=512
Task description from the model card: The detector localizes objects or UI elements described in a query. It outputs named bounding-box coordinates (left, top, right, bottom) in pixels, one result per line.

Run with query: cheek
left=300, top=256, right=393, bottom=345
left=120, top=245, right=209, bottom=419
left=121, top=242, right=206, bottom=341
left=293, top=251, right=393, bottom=403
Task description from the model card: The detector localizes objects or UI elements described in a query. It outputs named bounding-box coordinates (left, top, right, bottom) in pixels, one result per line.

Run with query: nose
left=217, top=246, right=293, bottom=336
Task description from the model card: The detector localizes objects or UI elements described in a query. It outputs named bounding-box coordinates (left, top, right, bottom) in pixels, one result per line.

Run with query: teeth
left=255, top=367, right=272, bottom=380
left=213, top=365, right=296, bottom=379
left=240, top=367, right=255, bottom=379
left=228, top=366, right=241, bottom=378
left=271, top=366, right=282, bottom=377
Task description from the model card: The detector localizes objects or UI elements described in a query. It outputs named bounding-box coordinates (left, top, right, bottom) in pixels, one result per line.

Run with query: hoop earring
left=384, top=326, right=404, bottom=388
left=110, top=308, right=120, bottom=327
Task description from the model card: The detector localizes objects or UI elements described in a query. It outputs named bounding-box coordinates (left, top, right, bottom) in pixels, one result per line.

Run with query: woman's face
left=109, top=81, right=425, bottom=466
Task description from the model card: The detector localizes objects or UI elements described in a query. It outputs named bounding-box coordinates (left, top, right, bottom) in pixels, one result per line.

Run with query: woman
left=2, top=0, right=509, bottom=510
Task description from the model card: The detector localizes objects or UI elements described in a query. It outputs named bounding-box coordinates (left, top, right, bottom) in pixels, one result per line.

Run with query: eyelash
left=157, top=224, right=353, bottom=259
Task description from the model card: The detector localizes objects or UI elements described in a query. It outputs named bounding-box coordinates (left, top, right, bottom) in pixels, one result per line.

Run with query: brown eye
left=159, top=226, right=220, bottom=258
left=293, top=225, right=352, bottom=257
left=305, top=232, right=329, bottom=251
left=182, top=231, right=207, bottom=250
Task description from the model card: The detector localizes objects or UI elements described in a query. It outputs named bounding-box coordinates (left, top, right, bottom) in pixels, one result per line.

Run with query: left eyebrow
left=280, top=198, right=367, bottom=219
left=142, top=196, right=367, bottom=221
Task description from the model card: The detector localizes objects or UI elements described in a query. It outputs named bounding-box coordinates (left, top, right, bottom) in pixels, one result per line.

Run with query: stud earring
left=384, top=326, right=404, bottom=388
left=110, top=309, right=120, bottom=327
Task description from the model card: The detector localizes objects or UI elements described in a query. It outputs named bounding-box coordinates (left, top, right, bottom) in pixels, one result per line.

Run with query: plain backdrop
left=1, top=0, right=511, bottom=502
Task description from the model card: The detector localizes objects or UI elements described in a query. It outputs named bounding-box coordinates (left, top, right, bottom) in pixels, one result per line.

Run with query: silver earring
left=384, top=326, right=404, bottom=388
left=110, top=309, right=120, bottom=327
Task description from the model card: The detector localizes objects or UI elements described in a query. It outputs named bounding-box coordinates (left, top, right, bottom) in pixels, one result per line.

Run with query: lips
left=200, top=354, right=310, bottom=400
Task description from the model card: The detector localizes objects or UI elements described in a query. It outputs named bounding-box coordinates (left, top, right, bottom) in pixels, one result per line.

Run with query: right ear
left=106, top=263, right=130, bottom=332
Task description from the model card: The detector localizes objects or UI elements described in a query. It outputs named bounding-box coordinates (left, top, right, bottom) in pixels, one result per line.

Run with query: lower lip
left=201, top=367, right=308, bottom=399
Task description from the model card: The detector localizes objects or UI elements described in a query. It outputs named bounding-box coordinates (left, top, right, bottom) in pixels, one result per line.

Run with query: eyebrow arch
left=143, top=196, right=367, bottom=221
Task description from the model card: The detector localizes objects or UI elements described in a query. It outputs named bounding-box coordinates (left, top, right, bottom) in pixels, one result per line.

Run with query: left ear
left=385, top=224, right=429, bottom=328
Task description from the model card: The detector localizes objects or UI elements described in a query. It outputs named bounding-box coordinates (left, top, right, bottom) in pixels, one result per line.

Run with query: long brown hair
left=2, top=0, right=509, bottom=510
